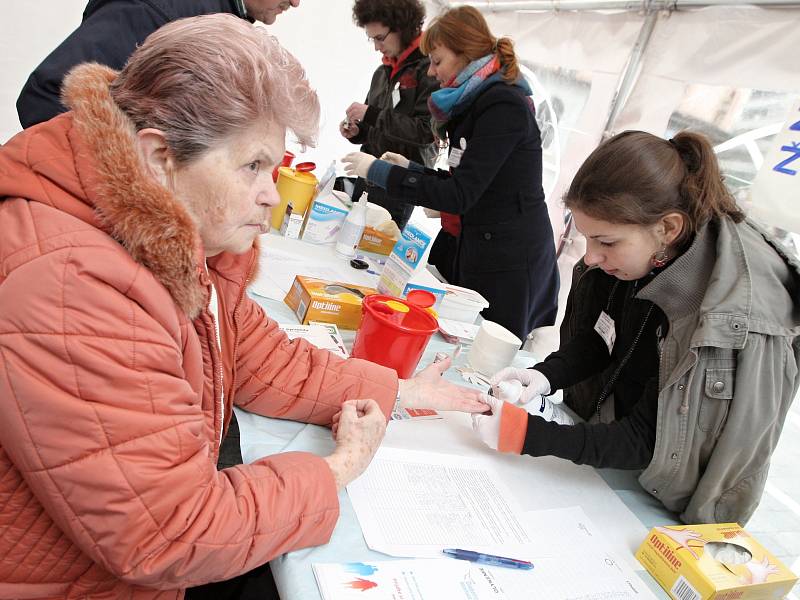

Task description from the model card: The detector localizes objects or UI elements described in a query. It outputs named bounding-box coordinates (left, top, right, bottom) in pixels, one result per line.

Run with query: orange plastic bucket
left=351, top=294, right=438, bottom=378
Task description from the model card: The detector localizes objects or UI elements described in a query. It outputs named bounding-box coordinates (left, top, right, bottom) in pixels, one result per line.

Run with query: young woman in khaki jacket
left=474, top=130, right=800, bottom=525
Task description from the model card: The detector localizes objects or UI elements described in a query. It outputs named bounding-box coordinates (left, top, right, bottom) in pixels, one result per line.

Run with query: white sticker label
left=447, top=148, right=463, bottom=168
left=391, top=84, right=401, bottom=108
left=447, top=137, right=468, bottom=168
left=594, top=310, right=616, bottom=354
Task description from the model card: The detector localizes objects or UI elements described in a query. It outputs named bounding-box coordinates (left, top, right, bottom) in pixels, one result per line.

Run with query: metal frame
left=450, top=0, right=800, bottom=10
left=445, top=0, right=799, bottom=257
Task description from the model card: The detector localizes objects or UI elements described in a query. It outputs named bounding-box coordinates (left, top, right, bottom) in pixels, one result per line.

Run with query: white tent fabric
left=750, top=99, right=800, bottom=232
left=1, top=2, right=798, bottom=352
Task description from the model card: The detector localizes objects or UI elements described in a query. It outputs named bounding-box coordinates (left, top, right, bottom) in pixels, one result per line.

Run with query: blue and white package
left=377, top=224, right=433, bottom=297
left=301, top=194, right=349, bottom=244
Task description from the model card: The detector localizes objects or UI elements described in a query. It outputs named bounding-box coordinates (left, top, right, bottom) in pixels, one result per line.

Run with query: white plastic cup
left=468, top=320, right=522, bottom=376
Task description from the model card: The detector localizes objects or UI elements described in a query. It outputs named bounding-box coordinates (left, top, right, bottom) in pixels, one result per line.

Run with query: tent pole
left=601, top=2, right=659, bottom=139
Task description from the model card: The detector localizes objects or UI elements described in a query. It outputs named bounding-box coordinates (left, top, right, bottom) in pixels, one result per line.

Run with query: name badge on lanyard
left=594, top=310, right=616, bottom=354
left=448, top=137, right=468, bottom=169
left=391, top=83, right=401, bottom=108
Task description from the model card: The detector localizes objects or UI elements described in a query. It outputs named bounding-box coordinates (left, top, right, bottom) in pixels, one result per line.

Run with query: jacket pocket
left=699, top=367, right=734, bottom=434
left=460, top=222, right=531, bottom=274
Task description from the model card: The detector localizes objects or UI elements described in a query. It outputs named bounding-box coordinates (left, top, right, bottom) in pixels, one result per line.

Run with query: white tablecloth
left=236, top=233, right=676, bottom=599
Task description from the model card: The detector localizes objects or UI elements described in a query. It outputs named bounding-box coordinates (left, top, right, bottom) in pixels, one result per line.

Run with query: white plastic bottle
left=335, top=191, right=368, bottom=257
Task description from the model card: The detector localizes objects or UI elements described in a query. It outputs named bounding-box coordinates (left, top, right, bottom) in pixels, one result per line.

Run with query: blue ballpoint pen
left=442, top=548, right=533, bottom=570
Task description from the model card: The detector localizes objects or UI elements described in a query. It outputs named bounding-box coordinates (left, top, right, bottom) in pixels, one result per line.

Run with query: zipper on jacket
left=212, top=322, right=224, bottom=449
left=229, top=249, right=259, bottom=407
left=202, top=268, right=226, bottom=451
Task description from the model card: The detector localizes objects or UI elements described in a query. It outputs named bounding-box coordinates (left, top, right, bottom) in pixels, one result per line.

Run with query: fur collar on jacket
left=62, top=63, right=207, bottom=318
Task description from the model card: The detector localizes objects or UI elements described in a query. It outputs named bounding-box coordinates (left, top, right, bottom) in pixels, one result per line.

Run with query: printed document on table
left=313, top=559, right=531, bottom=600
left=346, top=447, right=532, bottom=558
left=312, top=554, right=655, bottom=600
left=519, top=506, right=658, bottom=599
left=317, top=506, right=657, bottom=600
left=279, top=322, right=348, bottom=358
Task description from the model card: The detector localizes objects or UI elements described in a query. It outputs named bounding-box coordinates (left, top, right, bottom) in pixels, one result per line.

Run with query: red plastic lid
left=406, top=289, right=436, bottom=309
left=295, top=161, right=316, bottom=172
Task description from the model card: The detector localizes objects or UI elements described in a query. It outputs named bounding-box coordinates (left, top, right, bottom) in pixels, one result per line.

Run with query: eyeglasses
left=367, top=30, right=392, bottom=44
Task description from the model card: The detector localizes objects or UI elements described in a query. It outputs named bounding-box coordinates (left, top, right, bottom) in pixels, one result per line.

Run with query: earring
left=651, top=245, right=670, bottom=268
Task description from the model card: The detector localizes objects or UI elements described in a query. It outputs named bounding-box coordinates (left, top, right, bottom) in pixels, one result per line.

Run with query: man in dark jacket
left=342, top=0, right=439, bottom=230
left=16, top=0, right=300, bottom=129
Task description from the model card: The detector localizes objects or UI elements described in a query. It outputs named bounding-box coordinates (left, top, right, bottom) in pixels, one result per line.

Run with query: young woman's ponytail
left=421, top=7, right=522, bottom=84
left=565, top=130, right=744, bottom=250
left=495, top=37, right=519, bottom=82
left=670, top=131, right=744, bottom=231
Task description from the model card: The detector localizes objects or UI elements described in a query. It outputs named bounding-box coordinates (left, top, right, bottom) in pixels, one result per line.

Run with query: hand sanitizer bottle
left=335, top=192, right=368, bottom=257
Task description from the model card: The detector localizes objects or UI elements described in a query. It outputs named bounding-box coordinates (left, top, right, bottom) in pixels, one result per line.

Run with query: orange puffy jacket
left=0, top=64, right=397, bottom=599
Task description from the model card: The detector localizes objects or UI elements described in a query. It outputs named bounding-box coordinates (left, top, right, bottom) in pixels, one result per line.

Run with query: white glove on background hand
left=379, top=151, right=410, bottom=168
left=490, top=367, right=553, bottom=405
left=471, top=393, right=504, bottom=450
left=342, top=152, right=376, bottom=179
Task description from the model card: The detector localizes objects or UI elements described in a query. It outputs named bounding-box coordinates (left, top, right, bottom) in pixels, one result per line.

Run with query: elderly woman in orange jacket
left=0, top=15, right=486, bottom=600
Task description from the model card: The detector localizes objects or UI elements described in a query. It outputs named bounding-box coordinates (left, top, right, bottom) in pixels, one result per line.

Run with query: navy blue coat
left=17, top=0, right=246, bottom=128
left=385, top=81, right=559, bottom=340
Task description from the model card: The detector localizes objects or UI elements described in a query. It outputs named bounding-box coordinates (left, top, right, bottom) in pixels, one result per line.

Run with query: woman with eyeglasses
left=341, top=0, right=440, bottom=230
left=343, top=6, right=559, bottom=342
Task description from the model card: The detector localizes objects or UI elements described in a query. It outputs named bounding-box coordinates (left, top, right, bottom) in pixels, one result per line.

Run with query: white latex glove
left=493, top=380, right=575, bottom=425
left=471, top=393, right=504, bottom=450
left=342, top=152, right=376, bottom=179
left=490, top=367, right=553, bottom=405
left=380, top=151, right=410, bottom=168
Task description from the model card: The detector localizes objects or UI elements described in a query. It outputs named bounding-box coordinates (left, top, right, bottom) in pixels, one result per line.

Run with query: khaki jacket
left=638, top=218, right=800, bottom=523
left=564, top=218, right=800, bottom=523
left=0, top=64, right=397, bottom=599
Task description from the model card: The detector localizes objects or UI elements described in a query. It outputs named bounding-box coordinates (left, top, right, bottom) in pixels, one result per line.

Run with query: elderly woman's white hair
left=109, top=13, right=319, bottom=164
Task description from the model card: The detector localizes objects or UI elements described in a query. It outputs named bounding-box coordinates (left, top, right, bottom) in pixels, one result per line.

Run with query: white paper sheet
left=346, top=446, right=532, bottom=558
left=280, top=322, right=348, bottom=358
left=520, top=506, right=657, bottom=599
left=312, top=506, right=657, bottom=600
left=379, top=415, right=649, bottom=571
left=250, top=245, right=368, bottom=301
left=313, top=559, right=525, bottom=600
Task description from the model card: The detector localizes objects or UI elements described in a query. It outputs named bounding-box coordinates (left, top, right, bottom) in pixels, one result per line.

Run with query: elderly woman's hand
left=342, top=152, right=376, bottom=179
left=398, top=356, right=490, bottom=413
left=324, top=399, right=386, bottom=490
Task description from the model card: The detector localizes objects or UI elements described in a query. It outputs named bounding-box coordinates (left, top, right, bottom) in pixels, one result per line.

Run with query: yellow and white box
left=636, top=523, right=797, bottom=600
left=284, top=275, right=377, bottom=330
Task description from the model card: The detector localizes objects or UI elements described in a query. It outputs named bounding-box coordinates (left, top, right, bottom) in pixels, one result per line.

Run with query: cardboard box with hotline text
left=636, top=523, right=797, bottom=600
left=283, top=275, right=377, bottom=330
